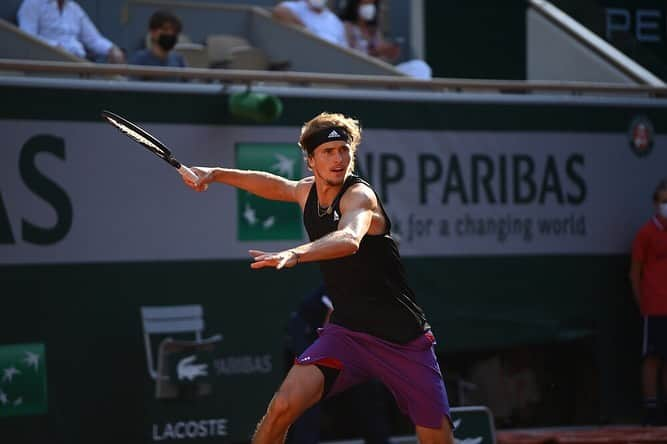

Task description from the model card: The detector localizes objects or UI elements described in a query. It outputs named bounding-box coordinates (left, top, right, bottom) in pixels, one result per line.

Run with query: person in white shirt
left=18, top=0, right=125, bottom=63
left=272, top=0, right=348, bottom=48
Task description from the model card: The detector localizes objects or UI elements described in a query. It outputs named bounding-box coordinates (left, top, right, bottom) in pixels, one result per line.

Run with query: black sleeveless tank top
left=303, top=175, right=429, bottom=344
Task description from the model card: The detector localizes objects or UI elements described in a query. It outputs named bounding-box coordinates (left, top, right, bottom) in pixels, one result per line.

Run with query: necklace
left=317, top=201, right=333, bottom=217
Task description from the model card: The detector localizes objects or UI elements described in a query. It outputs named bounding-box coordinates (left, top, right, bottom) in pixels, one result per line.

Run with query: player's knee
left=418, top=433, right=453, bottom=444
left=417, top=418, right=454, bottom=444
left=267, top=391, right=291, bottom=421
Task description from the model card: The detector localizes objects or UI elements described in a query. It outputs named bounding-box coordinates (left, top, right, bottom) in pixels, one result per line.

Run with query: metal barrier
left=1, top=58, right=667, bottom=96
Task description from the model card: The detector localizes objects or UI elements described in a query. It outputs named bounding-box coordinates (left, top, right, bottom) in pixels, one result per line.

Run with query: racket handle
left=178, top=165, right=199, bottom=183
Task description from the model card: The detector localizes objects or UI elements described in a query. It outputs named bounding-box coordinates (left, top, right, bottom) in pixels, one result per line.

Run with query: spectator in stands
left=17, top=0, right=125, bottom=63
left=129, top=10, right=185, bottom=70
left=338, top=0, right=432, bottom=79
left=272, top=0, right=348, bottom=48
left=630, top=178, right=667, bottom=426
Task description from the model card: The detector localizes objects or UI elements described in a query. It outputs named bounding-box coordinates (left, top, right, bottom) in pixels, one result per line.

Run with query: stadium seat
left=206, top=34, right=252, bottom=68
left=206, top=33, right=288, bottom=70
left=173, top=42, right=208, bottom=69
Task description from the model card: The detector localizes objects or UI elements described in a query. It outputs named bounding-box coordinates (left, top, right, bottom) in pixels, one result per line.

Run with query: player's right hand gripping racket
left=101, top=110, right=199, bottom=183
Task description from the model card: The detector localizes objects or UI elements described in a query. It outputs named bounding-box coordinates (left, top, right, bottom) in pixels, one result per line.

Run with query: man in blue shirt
left=129, top=10, right=186, bottom=78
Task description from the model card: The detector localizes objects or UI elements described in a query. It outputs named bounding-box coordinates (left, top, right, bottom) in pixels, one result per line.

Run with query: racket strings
left=106, top=116, right=167, bottom=157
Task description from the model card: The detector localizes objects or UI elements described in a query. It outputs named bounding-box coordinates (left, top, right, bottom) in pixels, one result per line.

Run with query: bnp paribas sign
left=235, top=143, right=303, bottom=241
left=0, top=343, right=47, bottom=416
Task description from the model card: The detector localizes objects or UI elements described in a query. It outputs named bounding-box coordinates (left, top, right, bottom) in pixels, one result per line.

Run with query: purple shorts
left=295, top=323, right=451, bottom=429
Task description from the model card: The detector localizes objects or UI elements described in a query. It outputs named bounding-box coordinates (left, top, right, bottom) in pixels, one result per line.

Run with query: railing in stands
left=1, top=58, right=667, bottom=97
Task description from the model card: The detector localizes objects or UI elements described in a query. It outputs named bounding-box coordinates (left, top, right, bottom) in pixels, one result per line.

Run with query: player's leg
left=252, top=364, right=324, bottom=444
left=661, top=359, right=667, bottom=424
left=657, top=319, right=667, bottom=424
left=642, top=357, right=660, bottom=408
left=641, top=316, right=663, bottom=425
left=416, top=417, right=454, bottom=444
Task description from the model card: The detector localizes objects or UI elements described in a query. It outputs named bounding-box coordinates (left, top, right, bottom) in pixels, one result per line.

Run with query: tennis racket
left=101, top=110, right=199, bottom=183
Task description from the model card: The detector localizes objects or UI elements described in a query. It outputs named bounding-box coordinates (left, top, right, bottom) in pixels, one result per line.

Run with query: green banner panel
left=235, top=143, right=303, bottom=241
left=0, top=343, right=47, bottom=417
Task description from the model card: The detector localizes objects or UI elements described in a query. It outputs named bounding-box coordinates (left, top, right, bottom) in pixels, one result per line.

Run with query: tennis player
left=183, top=112, right=453, bottom=444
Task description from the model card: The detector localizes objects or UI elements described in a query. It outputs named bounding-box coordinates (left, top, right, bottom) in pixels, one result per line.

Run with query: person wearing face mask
left=339, top=0, right=431, bottom=79
left=340, top=0, right=397, bottom=63
left=128, top=10, right=186, bottom=78
left=273, top=0, right=348, bottom=47
left=630, top=178, right=667, bottom=426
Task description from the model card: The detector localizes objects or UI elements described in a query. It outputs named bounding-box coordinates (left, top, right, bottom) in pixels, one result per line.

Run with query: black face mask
left=157, top=34, right=177, bottom=51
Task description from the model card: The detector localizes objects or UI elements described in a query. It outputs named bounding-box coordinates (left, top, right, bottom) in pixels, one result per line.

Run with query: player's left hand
left=249, top=249, right=297, bottom=270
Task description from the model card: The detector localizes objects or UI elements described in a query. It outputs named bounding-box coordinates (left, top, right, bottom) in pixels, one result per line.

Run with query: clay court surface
left=323, top=426, right=667, bottom=444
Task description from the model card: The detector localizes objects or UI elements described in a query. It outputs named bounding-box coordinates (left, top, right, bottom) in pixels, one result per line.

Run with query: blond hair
left=298, top=112, right=362, bottom=172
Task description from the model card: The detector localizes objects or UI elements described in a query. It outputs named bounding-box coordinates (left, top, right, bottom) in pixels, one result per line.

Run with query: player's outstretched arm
left=249, top=185, right=376, bottom=269
left=183, top=166, right=300, bottom=203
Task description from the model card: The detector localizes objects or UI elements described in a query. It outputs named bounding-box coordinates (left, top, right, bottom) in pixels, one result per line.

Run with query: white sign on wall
left=0, top=120, right=663, bottom=264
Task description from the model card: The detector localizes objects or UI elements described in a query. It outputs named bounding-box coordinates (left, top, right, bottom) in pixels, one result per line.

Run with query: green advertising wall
left=1, top=83, right=665, bottom=442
